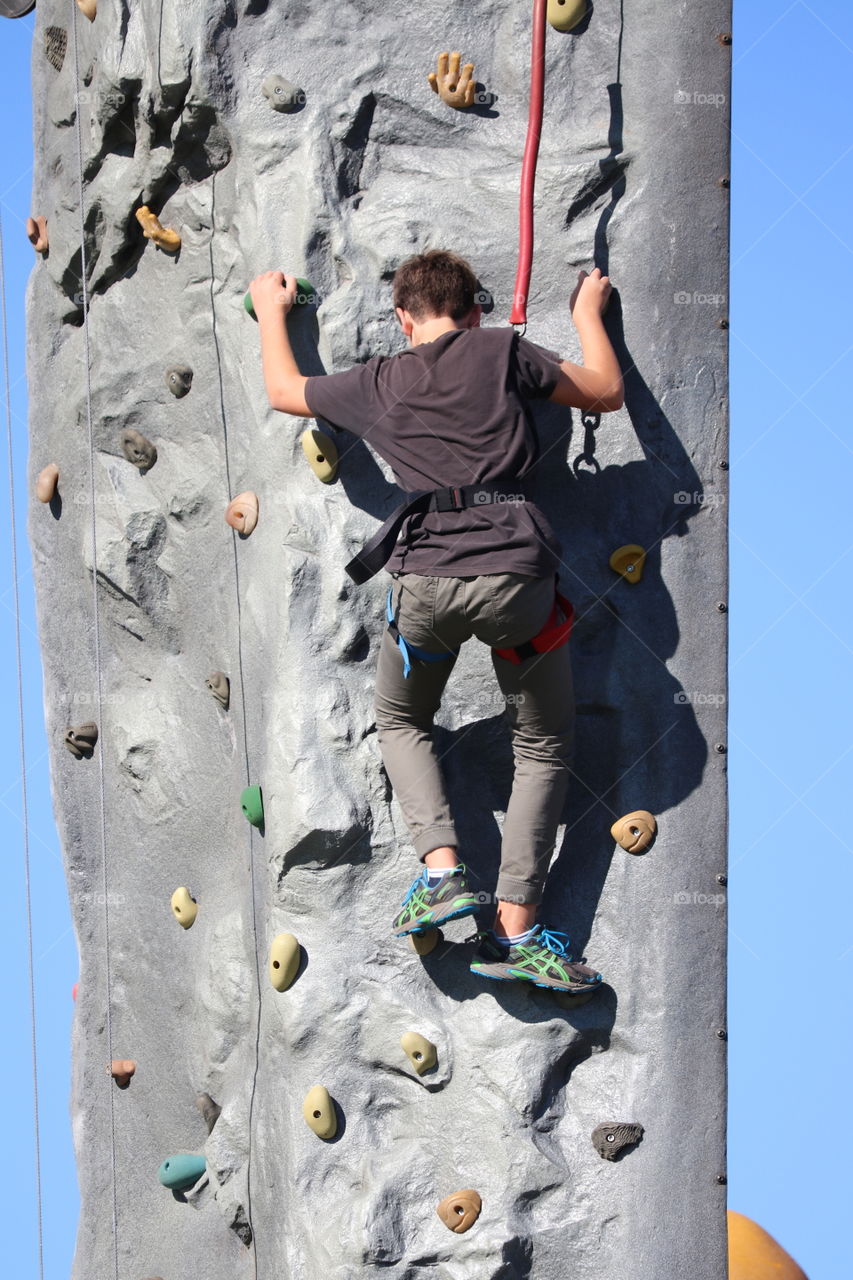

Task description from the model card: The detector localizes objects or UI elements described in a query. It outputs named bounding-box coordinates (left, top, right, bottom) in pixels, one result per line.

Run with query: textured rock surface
left=27, top=1, right=730, bottom=1276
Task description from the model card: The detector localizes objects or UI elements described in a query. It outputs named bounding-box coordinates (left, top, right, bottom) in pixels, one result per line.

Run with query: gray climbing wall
left=26, top=1, right=731, bottom=1277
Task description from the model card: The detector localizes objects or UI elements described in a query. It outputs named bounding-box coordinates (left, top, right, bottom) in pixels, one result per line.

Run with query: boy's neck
left=408, top=316, right=465, bottom=347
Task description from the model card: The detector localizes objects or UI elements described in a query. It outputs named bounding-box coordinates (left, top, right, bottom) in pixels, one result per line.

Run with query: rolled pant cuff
left=414, top=827, right=459, bottom=860
left=495, top=875, right=543, bottom=907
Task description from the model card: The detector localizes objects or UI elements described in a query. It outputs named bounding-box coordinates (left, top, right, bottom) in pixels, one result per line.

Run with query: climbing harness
left=346, top=480, right=529, bottom=584
left=510, top=0, right=548, bottom=327
left=492, top=585, right=574, bottom=664
left=386, top=588, right=459, bottom=679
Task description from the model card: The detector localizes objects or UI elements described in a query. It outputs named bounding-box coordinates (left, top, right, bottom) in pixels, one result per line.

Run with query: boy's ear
left=464, top=303, right=482, bottom=329
left=395, top=306, right=414, bottom=338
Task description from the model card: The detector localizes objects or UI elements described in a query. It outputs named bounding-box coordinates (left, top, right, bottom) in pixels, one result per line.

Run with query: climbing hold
left=44, top=27, right=67, bottom=71
left=170, top=887, right=198, bottom=930
left=110, top=1059, right=136, bottom=1089
left=240, top=784, right=264, bottom=827
left=591, top=1121, right=644, bottom=1161
left=261, top=74, right=304, bottom=112
left=610, top=810, right=657, bottom=854
left=165, top=365, right=193, bottom=398
left=75, top=0, right=97, bottom=20
left=547, top=0, right=588, bottom=32
left=0, top=1, right=36, bottom=17
left=436, top=1189, right=482, bottom=1234
left=195, top=1093, right=222, bottom=1134
left=26, top=216, right=48, bottom=255
left=121, top=428, right=157, bottom=471
left=609, top=544, right=646, bottom=583
left=409, top=927, right=442, bottom=956
left=72, top=983, right=78, bottom=1001
left=428, top=52, right=477, bottom=110
left=64, top=722, right=98, bottom=758
left=301, top=428, right=338, bottom=484
left=269, top=933, right=300, bottom=991
left=157, top=1153, right=207, bottom=1192
left=225, top=491, right=259, bottom=536
left=244, top=278, right=317, bottom=318
left=302, top=1085, right=337, bottom=1139
left=400, top=1032, right=437, bottom=1076
left=135, top=205, right=181, bottom=254
left=36, top=463, right=59, bottom=503
left=205, top=671, right=230, bottom=709
left=728, top=1210, right=809, bottom=1280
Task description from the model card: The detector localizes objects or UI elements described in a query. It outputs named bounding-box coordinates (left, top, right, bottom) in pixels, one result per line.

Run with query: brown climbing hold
left=300, top=428, right=338, bottom=483
left=428, top=52, right=477, bottom=110
left=121, top=428, right=157, bottom=471
left=225, top=491, right=259, bottom=536
left=64, top=722, right=98, bottom=758
left=170, top=887, right=198, bottom=929
left=436, top=1189, right=482, bottom=1234
left=548, top=0, right=588, bottom=32
left=135, top=205, right=181, bottom=253
left=26, top=217, right=48, bottom=255
left=44, top=28, right=67, bottom=72
left=165, top=365, right=193, bottom=398
left=302, top=1085, right=337, bottom=1139
left=610, top=810, right=657, bottom=854
left=76, top=0, right=97, bottom=20
left=400, top=1032, right=437, bottom=1075
left=609, top=544, right=646, bottom=583
left=269, top=933, right=300, bottom=991
left=205, top=671, right=230, bottom=709
left=110, top=1059, right=136, bottom=1089
left=195, top=1093, right=222, bottom=1134
left=591, top=1121, right=644, bottom=1160
left=409, top=927, right=442, bottom=956
left=36, top=463, right=59, bottom=503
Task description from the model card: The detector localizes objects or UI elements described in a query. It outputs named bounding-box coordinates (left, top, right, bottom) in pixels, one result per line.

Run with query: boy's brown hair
left=392, top=249, right=478, bottom=322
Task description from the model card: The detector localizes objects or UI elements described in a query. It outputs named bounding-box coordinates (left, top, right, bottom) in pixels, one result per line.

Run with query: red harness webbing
left=492, top=591, right=574, bottom=664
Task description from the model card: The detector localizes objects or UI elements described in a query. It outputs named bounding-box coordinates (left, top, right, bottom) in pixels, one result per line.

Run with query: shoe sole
left=394, top=900, right=480, bottom=937
left=470, top=964, right=602, bottom=996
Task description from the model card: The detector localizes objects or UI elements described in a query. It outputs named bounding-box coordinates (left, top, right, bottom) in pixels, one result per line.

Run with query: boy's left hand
left=249, top=271, right=298, bottom=318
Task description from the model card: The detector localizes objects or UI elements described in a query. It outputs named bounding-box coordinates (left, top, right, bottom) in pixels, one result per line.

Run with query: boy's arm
left=249, top=271, right=315, bottom=418
left=548, top=268, right=624, bottom=413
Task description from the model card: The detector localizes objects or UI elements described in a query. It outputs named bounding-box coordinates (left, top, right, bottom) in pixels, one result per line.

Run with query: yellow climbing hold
left=728, top=1210, right=808, bottom=1280
left=547, top=0, right=588, bottom=33
left=269, top=933, right=300, bottom=991
left=170, top=887, right=198, bottom=929
left=75, top=0, right=96, bottom=21
left=610, top=809, right=657, bottom=854
left=428, top=52, right=477, bottom=110
left=609, top=544, right=646, bottom=583
left=36, top=463, right=59, bottom=503
left=409, top=927, right=442, bottom=956
left=135, top=205, right=181, bottom=253
left=436, top=1189, right=482, bottom=1234
left=302, top=1085, right=337, bottom=1139
left=225, top=491, right=259, bottom=535
left=400, top=1032, right=437, bottom=1075
left=300, top=428, right=338, bottom=484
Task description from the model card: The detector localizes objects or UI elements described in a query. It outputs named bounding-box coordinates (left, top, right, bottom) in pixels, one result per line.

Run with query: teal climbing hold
left=244, top=277, right=317, bottom=318
left=158, top=1153, right=207, bottom=1192
left=241, top=784, right=264, bottom=827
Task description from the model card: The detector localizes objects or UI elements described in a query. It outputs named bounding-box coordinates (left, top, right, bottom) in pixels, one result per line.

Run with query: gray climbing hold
left=195, top=1093, right=222, bottom=1134
left=44, top=27, right=67, bottom=72
left=591, top=1121, right=644, bottom=1161
left=65, top=722, right=98, bottom=758
left=205, top=671, right=230, bottom=709
left=165, top=365, right=193, bottom=398
left=121, top=428, right=157, bottom=471
left=262, top=75, right=304, bottom=113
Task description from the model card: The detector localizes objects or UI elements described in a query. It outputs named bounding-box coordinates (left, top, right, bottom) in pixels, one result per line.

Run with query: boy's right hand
left=249, top=270, right=299, bottom=318
left=570, top=267, right=613, bottom=321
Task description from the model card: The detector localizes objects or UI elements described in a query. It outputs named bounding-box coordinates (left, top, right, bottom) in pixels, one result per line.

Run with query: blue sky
left=1, top=3, right=850, bottom=1276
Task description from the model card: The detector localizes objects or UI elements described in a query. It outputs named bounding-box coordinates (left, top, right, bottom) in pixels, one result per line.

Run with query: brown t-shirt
left=303, top=325, right=564, bottom=577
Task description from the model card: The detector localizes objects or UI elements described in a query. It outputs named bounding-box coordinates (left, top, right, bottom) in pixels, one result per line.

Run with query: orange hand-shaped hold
left=428, top=52, right=477, bottom=110
left=135, top=205, right=181, bottom=253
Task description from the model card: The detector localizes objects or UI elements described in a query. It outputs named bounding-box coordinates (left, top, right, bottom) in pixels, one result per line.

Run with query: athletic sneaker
left=469, top=924, right=603, bottom=994
left=392, top=864, right=480, bottom=936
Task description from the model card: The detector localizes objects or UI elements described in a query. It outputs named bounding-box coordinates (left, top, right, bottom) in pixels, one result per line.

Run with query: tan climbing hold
left=135, top=205, right=181, bottom=253
left=269, top=933, right=300, bottom=991
left=609, top=544, right=646, bottom=583
left=195, top=1092, right=222, bottom=1134
left=121, top=427, right=157, bottom=471
left=205, top=671, right=230, bottom=709
left=170, top=887, right=198, bottom=929
left=301, top=428, right=338, bottom=484
left=436, top=1189, right=482, bottom=1234
left=548, top=0, right=588, bottom=32
left=76, top=0, right=97, bottom=20
left=26, top=216, right=48, bottom=255
left=64, top=722, right=98, bottom=758
left=36, top=463, right=59, bottom=503
left=611, top=810, right=657, bottom=854
left=302, top=1085, right=336, bottom=1139
left=409, top=927, right=442, bottom=956
left=400, top=1031, right=437, bottom=1075
left=225, top=491, right=259, bottom=535
left=428, top=52, right=477, bottom=110
left=110, top=1059, right=136, bottom=1088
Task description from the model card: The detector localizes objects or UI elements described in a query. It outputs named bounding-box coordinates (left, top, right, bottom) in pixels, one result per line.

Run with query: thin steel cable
left=71, top=6, right=120, bottom=1277
left=0, top=209, right=46, bottom=1280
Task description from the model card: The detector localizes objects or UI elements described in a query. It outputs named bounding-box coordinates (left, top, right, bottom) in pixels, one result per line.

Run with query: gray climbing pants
left=374, top=571, right=575, bottom=906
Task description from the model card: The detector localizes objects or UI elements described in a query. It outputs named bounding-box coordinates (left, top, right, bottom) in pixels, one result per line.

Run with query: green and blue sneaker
left=392, top=864, right=480, bottom=936
left=469, top=924, right=603, bottom=995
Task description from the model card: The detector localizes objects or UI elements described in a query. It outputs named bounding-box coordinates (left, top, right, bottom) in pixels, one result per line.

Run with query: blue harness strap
left=386, top=588, right=458, bottom=679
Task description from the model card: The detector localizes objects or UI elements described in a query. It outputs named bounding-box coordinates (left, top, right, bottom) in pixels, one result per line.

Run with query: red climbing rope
left=510, top=0, right=548, bottom=327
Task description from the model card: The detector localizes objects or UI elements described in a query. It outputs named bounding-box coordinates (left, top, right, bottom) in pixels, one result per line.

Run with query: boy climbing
left=249, top=250, right=623, bottom=996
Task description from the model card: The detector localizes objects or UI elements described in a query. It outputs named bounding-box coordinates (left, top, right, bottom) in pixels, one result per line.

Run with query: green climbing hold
left=244, top=277, right=317, bottom=319
left=158, top=1153, right=206, bottom=1192
left=240, top=784, right=264, bottom=827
